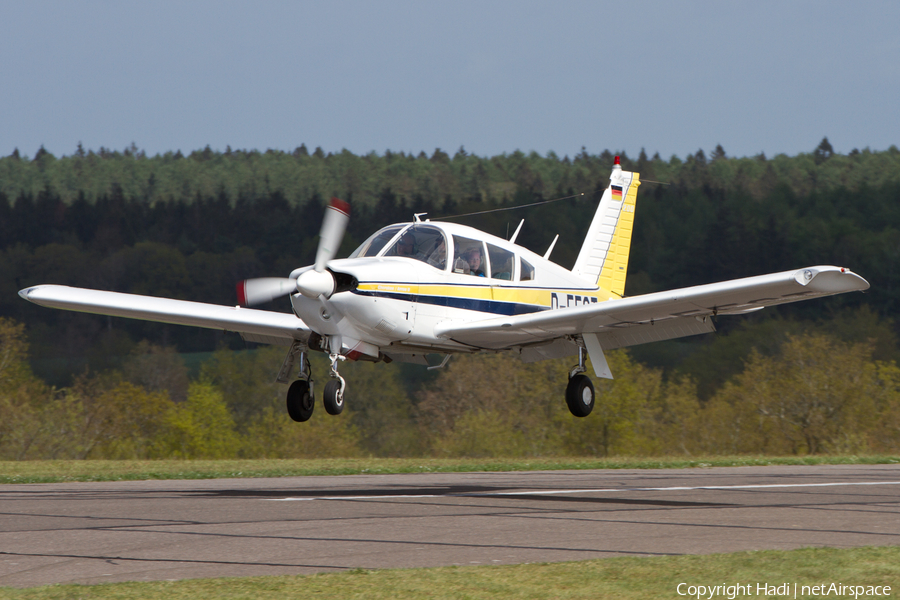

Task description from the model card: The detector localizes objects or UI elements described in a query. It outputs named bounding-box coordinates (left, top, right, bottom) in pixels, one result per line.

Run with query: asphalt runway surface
left=1, top=464, right=899, bottom=588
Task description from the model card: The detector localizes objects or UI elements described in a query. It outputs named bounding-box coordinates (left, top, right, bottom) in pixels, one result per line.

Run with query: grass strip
left=2, top=546, right=898, bottom=599
left=1, top=455, right=898, bottom=484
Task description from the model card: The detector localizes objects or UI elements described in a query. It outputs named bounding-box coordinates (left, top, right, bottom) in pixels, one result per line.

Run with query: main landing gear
left=565, top=346, right=595, bottom=418
left=286, top=351, right=314, bottom=422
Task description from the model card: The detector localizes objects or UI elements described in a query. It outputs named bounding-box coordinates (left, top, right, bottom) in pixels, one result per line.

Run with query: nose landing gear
left=323, top=353, right=347, bottom=415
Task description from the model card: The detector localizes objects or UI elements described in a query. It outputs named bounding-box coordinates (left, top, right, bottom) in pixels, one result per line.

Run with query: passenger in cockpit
left=462, top=247, right=485, bottom=277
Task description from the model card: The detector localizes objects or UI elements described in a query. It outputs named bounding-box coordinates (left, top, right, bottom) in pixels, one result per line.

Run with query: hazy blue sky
left=2, top=1, right=898, bottom=160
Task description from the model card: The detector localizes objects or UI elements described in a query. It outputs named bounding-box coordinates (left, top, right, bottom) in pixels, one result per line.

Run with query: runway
left=1, top=464, right=899, bottom=588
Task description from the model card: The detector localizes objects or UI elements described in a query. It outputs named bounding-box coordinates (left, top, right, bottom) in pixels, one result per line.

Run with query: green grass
left=1, top=455, right=898, bottom=484
left=1, top=546, right=898, bottom=598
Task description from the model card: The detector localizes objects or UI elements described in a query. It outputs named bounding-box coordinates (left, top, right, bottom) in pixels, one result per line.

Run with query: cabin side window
left=487, top=244, right=515, bottom=280
left=383, top=225, right=448, bottom=270
left=520, top=258, right=535, bottom=281
left=452, top=236, right=486, bottom=277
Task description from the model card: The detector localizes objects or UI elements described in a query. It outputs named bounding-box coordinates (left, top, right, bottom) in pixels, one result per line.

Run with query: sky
left=1, top=1, right=898, bottom=161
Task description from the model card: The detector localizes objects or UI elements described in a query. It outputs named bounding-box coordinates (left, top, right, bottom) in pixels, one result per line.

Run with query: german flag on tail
left=611, top=185, right=623, bottom=201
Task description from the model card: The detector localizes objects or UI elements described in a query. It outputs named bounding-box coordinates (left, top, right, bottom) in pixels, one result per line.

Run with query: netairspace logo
left=676, top=582, right=892, bottom=599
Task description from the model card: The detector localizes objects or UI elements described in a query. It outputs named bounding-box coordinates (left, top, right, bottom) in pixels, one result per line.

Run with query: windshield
left=384, top=225, right=447, bottom=270
left=349, top=225, right=405, bottom=258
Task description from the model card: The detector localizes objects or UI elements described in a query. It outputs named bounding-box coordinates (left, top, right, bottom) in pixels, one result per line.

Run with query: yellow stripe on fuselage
left=357, top=282, right=619, bottom=312
left=365, top=283, right=419, bottom=295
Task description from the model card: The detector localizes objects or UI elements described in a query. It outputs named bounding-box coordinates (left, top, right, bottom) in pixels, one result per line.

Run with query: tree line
left=4, top=139, right=900, bottom=209
left=2, top=317, right=897, bottom=460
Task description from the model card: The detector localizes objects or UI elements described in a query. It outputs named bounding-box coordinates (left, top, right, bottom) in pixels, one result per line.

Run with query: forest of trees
left=2, top=317, right=898, bottom=460
left=1, top=139, right=899, bottom=458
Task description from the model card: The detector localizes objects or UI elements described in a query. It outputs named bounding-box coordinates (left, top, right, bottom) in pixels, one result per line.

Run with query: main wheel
left=286, top=379, right=314, bottom=422
left=565, top=374, right=595, bottom=417
left=323, top=379, right=345, bottom=415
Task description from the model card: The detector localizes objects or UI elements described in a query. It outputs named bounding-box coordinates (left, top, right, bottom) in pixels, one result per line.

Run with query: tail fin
left=571, top=157, right=640, bottom=297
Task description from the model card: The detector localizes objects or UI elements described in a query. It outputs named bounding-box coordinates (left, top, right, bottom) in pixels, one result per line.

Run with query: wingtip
left=801, top=266, right=870, bottom=293
left=843, top=267, right=870, bottom=291
left=834, top=267, right=870, bottom=292
left=18, top=285, right=55, bottom=304
left=17, top=285, right=48, bottom=301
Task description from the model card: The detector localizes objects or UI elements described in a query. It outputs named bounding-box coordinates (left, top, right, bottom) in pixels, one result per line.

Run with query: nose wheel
left=323, top=353, right=346, bottom=415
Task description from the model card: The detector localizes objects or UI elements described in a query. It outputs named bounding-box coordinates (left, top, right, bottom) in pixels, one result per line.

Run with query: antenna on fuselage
left=430, top=192, right=584, bottom=222
left=509, top=219, right=524, bottom=243
left=414, top=213, right=428, bottom=223
left=543, top=234, right=559, bottom=260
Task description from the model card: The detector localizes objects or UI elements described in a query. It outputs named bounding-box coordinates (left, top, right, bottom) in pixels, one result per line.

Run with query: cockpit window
left=383, top=225, right=448, bottom=270
left=487, top=244, right=515, bottom=280
left=349, top=225, right=404, bottom=258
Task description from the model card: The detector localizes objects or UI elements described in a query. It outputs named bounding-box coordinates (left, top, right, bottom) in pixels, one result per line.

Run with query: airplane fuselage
left=288, top=221, right=618, bottom=359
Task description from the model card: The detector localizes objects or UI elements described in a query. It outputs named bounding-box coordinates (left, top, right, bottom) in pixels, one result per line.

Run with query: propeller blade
left=237, top=277, right=297, bottom=306
left=314, top=197, right=350, bottom=272
left=238, top=198, right=349, bottom=305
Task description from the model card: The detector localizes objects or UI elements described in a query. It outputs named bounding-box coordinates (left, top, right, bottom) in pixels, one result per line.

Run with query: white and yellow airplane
left=19, top=157, right=869, bottom=420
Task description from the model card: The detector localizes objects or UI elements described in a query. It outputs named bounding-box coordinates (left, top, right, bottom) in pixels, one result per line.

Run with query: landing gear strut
left=286, top=351, right=315, bottom=422
left=323, top=353, right=346, bottom=415
left=566, top=346, right=595, bottom=418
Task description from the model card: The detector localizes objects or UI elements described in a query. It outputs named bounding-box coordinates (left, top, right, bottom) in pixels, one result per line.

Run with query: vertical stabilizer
left=571, top=157, right=640, bottom=296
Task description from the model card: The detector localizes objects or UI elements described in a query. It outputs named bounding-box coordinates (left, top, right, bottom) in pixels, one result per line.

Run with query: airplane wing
left=433, top=266, right=869, bottom=351
left=18, top=285, right=311, bottom=346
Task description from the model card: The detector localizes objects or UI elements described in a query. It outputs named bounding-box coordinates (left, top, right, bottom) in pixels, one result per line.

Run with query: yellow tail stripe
left=596, top=174, right=640, bottom=296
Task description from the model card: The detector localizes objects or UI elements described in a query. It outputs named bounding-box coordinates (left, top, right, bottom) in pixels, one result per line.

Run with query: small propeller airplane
left=19, top=157, right=869, bottom=420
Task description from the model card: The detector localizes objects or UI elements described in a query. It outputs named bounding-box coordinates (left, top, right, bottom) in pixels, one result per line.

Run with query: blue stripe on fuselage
left=351, top=289, right=547, bottom=316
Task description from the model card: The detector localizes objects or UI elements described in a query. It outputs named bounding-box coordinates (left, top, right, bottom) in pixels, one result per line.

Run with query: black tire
left=565, top=374, right=595, bottom=417
left=286, top=379, right=314, bottom=422
left=323, top=379, right=345, bottom=415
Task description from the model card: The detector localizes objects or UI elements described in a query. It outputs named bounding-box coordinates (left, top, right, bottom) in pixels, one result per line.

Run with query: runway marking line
left=264, top=480, right=900, bottom=502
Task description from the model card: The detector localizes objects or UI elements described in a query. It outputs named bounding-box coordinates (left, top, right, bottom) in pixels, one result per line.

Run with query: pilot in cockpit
left=396, top=233, right=416, bottom=257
